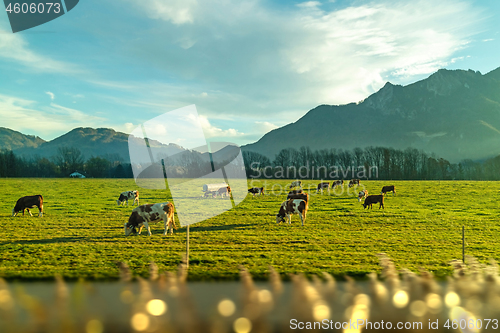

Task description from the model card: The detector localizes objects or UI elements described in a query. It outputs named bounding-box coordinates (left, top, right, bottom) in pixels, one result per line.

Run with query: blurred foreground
left=0, top=255, right=498, bottom=332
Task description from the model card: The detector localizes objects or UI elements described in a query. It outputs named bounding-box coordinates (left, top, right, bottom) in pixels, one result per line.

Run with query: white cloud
left=0, top=94, right=106, bottom=139
left=125, top=0, right=197, bottom=25
left=255, top=121, right=278, bottom=133
left=119, top=0, right=484, bottom=111
left=0, top=29, right=81, bottom=74
left=45, top=91, right=55, bottom=100
left=198, top=115, right=244, bottom=138
left=297, top=1, right=322, bottom=9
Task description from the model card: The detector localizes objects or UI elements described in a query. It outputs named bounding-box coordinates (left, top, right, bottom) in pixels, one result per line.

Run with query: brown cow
left=276, top=199, right=308, bottom=226
left=248, top=187, right=265, bottom=197
left=316, top=182, right=330, bottom=193
left=363, top=195, right=384, bottom=209
left=124, top=202, right=176, bottom=236
left=12, top=195, right=43, bottom=217
left=381, top=185, right=396, bottom=196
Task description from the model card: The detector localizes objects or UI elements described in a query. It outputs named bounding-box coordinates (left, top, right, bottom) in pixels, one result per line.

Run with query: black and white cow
left=204, top=190, right=217, bottom=198
left=217, top=186, right=231, bottom=198
left=248, top=187, right=265, bottom=197
left=276, top=199, right=308, bottom=226
left=316, top=182, right=330, bottom=193
left=348, top=179, right=360, bottom=187
left=289, top=181, right=302, bottom=190
left=117, top=190, right=139, bottom=206
left=332, top=180, right=343, bottom=188
left=124, top=202, right=176, bottom=236
left=12, top=195, right=43, bottom=217
left=287, top=192, right=309, bottom=202
left=358, top=190, right=368, bottom=202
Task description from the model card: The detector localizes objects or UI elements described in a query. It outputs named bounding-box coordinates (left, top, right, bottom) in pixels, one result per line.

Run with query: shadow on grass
left=174, top=223, right=254, bottom=233
left=1, top=237, right=91, bottom=245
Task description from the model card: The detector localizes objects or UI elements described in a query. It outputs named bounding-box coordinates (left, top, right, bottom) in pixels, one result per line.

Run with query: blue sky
left=0, top=0, right=499, bottom=146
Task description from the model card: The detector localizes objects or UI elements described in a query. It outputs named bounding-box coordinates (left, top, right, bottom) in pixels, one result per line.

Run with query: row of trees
left=0, top=147, right=133, bottom=178
left=1, top=145, right=500, bottom=180
left=243, top=146, right=500, bottom=180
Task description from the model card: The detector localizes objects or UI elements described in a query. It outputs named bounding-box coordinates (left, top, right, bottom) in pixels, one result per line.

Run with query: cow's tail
left=167, top=203, right=177, bottom=229
left=38, top=195, right=44, bottom=217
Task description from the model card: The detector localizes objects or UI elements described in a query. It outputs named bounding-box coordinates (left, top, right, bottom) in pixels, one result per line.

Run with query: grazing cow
left=124, top=202, right=176, bottom=236
left=287, top=189, right=303, bottom=199
left=12, top=195, right=43, bottom=217
left=276, top=199, right=308, bottom=226
left=289, top=181, right=302, bottom=190
left=316, top=182, right=330, bottom=193
left=248, top=187, right=265, bottom=197
left=348, top=179, right=360, bottom=187
left=287, top=193, right=309, bottom=202
left=381, top=185, right=396, bottom=196
left=332, top=180, right=343, bottom=188
left=218, top=186, right=231, bottom=198
left=363, top=195, right=384, bottom=209
left=117, top=190, right=139, bottom=206
left=358, top=190, right=368, bottom=202
left=204, top=191, right=217, bottom=198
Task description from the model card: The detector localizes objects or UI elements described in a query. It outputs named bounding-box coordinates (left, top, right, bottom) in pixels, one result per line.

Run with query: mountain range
left=0, top=127, right=240, bottom=167
left=1, top=127, right=185, bottom=163
left=242, top=67, right=500, bottom=163
left=2, top=66, right=500, bottom=164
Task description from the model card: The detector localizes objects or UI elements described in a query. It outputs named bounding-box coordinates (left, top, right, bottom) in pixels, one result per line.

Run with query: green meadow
left=0, top=178, right=498, bottom=281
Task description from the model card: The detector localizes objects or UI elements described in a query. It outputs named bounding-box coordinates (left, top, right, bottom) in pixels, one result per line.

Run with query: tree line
left=1, top=145, right=499, bottom=180
left=0, top=147, right=133, bottom=178
left=243, top=146, right=500, bottom=180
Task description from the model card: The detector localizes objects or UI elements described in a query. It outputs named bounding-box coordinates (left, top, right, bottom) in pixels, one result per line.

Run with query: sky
left=0, top=0, right=499, bottom=147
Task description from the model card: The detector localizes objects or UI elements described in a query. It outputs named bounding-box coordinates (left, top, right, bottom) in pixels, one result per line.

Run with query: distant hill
left=0, top=127, right=45, bottom=151
left=243, top=67, right=500, bottom=163
left=12, top=127, right=185, bottom=162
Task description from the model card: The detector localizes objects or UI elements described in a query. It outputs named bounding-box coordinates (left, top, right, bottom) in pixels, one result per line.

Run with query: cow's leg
left=145, top=221, right=152, bottom=236
left=300, top=212, right=305, bottom=226
left=27, top=208, right=33, bottom=217
left=163, top=216, right=170, bottom=236
left=138, top=224, right=144, bottom=235
left=39, top=205, right=43, bottom=217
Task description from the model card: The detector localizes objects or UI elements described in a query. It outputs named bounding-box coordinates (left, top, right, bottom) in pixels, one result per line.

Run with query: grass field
left=0, top=178, right=499, bottom=281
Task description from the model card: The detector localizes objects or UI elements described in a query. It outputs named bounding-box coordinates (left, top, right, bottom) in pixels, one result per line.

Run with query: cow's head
left=11, top=208, right=16, bottom=217
left=117, top=199, right=122, bottom=206
left=124, top=222, right=137, bottom=236
left=276, top=213, right=285, bottom=224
